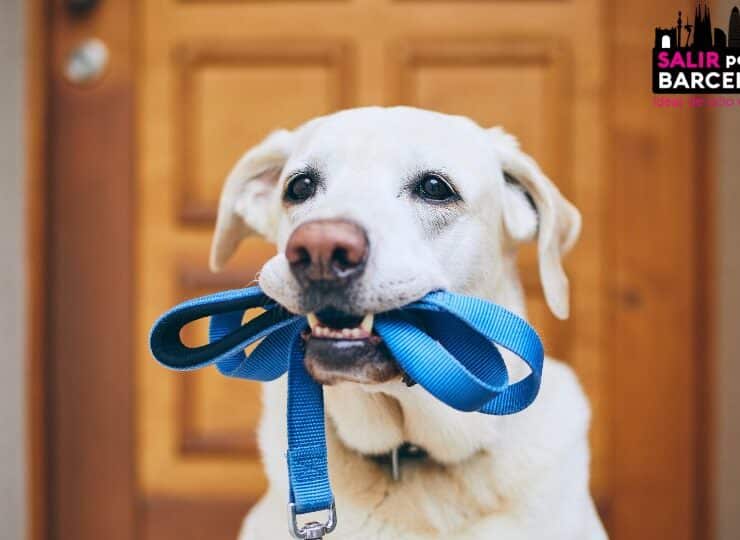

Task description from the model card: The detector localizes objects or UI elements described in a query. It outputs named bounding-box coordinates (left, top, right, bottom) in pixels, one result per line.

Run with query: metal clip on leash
left=288, top=502, right=337, bottom=539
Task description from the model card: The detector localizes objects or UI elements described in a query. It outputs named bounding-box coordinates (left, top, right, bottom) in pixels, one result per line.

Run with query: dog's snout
left=286, top=219, right=368, bottom=286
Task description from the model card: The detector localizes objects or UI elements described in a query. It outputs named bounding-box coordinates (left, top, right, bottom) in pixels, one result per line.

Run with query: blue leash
left=149, top=286, right=544, bottom=538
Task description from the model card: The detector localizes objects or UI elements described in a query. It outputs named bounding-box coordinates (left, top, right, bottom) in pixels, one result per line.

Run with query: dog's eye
left=415, top=173, right=459, bottom=202
left=284, top=173, right=317, bottom=203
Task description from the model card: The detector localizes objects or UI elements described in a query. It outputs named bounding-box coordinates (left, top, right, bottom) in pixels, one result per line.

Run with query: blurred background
left=1, top=0, right=738, bottom=539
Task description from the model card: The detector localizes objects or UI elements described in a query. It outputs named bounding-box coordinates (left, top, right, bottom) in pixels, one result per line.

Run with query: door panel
left=175, top=42, right=352, bottom=223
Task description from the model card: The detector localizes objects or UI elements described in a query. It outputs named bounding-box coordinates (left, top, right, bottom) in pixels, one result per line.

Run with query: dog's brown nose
left=286, top=219, right=368, bottom=285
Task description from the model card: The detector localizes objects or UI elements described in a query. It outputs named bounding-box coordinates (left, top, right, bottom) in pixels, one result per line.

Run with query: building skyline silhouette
left=715, top=28, right=728, bottom=48
left=655, top=27, right=678, bottom=48
left=691, top=0, right=714, bottom=48
left=655, top=2, right=740, bottom=49
left=729, top=6, right=740, bottom=47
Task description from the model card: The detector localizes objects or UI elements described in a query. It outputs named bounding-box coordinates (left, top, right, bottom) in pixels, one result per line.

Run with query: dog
left=209, top=106, right=608, bottom=539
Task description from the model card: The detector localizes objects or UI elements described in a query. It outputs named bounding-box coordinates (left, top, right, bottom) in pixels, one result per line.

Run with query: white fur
left=210, top=107, right=607, bottom=539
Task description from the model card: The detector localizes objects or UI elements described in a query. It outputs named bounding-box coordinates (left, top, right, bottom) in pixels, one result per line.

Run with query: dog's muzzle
left=285, top=219, right=398, bottom=384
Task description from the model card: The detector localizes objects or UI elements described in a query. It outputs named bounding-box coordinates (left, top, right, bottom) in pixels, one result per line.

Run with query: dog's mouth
left=302, top=308, right=401, bottom=385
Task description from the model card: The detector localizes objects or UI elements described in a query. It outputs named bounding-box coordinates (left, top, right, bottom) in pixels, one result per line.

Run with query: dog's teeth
left=360, top=313, right=374, bottom=333
left=309, top=315, right=374, bottom=340
left=307, top=312, right=319, bottom=330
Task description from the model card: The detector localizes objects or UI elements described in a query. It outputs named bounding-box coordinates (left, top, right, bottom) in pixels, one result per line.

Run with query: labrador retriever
left=209, top=106, right=608, bottom=540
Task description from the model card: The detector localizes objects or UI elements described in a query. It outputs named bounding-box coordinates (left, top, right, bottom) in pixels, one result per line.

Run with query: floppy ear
left=490, top=127, right=581, bottom=320
left=209, top=129, right=294, bottom=271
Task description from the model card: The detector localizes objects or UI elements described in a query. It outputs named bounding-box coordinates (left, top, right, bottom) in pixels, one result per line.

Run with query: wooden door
left=137, top=0, right=607, bottom=534
left=35, top=0, right=711, bottom=539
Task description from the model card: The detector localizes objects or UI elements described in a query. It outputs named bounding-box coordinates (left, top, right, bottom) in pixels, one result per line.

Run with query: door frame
left=26, top=1, right=136, bottom=540
left=26, top=1, right=715, bottom=539
left=25, top=1, right=47, bottom=539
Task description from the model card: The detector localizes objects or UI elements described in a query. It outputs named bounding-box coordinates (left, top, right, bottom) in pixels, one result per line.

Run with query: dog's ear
left=210, top=129, right=294, bottom=271
left=490, top=127, right=581, bottom=320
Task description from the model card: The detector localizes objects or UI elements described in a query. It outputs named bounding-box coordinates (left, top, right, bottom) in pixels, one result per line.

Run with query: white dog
left=209, top=107, right=608, bottom=540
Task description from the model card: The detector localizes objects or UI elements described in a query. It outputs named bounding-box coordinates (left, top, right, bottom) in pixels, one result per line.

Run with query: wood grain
left=609, top=0, right=712, bottom=538
left=25, top=1, right=48, bottom=539
left=139, top=497, right=256, bottom=540
left=173, top=41, right=353, bottom=225
left=44, top=0, right=137, bottom=539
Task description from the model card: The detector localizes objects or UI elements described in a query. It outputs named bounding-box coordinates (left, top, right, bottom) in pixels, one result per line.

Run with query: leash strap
left=149, top=286, right=544, bottom=525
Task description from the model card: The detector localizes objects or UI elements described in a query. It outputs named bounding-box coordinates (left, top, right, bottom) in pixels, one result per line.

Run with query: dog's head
left=210, top=107, right=579, bottom=386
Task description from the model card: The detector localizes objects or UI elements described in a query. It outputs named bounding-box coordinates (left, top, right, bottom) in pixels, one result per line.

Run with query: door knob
left=65, top=38, right=109, bottom=85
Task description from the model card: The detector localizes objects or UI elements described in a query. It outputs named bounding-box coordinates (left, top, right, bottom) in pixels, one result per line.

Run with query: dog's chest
left=329, top=444, right=506, bottom=538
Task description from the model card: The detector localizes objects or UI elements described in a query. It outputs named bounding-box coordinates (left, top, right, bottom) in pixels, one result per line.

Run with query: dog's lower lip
left=302, top=311, right=399, bottom=384
left=302, top=331, right=399, bottom=385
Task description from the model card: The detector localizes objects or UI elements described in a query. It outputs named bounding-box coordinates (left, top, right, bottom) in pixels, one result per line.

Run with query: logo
left=653, top=0, right=740, bottom=93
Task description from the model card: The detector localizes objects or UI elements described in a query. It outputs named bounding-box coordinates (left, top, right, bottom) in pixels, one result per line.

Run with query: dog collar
left=368, top=442, right=429, bottom=482
left=149, top=286, right=544, bottom=539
